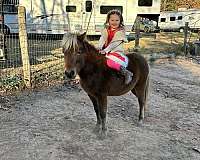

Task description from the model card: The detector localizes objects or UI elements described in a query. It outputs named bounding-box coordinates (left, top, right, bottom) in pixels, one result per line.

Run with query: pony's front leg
left=88, top=94, right=101, bottom=133
left=97, top=95, right=108, bottom=138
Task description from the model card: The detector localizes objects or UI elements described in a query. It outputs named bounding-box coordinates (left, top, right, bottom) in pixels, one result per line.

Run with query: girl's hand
left=99, top=50, right=106, bottom=55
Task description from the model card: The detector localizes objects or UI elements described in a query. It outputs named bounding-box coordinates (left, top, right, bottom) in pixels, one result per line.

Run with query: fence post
left=183, top=22, right=189, bottom=56
left=18, top=6, right=31, bottom=88
left=0, top=0, right=7, bottom=60
left=134, top=16, right=140, bottom=50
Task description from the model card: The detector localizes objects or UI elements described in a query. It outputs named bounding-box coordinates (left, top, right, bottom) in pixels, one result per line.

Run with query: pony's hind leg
left=88, top=94, right=101, bottom=132
left=131, top=78, right=149, bottom=125
left=131, top=88, right=145, bottom=122
left=137, top=96, right=146, bottom=122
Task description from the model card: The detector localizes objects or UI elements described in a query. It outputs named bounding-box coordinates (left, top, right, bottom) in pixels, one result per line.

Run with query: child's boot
left=120, top=66, right=133, bottom=84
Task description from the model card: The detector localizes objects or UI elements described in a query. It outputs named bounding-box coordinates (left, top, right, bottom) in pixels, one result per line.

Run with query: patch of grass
left=173, top=43, right=184, bottom=56
left=172, top=42, right=196, bottom=56
left=31, top=66, right=64, bottom=88
left=0, top=75, right=24, bottom=92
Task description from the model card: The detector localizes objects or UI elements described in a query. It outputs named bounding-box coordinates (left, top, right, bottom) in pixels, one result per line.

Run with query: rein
left=107, top=40, right=124, bottom=53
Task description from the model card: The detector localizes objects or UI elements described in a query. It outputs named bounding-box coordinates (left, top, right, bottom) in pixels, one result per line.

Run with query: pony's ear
left=78, top=32, right=86, bottom=41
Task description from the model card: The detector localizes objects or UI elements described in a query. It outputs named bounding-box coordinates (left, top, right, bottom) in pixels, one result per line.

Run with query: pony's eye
left=77, top=51, right=81, bottom=55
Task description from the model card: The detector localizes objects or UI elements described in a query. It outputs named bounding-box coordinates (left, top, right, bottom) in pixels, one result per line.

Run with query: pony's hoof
left=93, top=125, right=101, bottom=134
left=98, top=130, right=107, bottom=140
left=137, top=120, right=143, bottom=127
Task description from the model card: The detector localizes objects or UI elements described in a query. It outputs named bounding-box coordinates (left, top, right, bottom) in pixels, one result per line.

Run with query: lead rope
left=85, top=6, right=93, bottom=34
left=107, top=40, right=124, bottom=53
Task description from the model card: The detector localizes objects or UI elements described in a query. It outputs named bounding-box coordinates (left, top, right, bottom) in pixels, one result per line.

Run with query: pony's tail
left=144, top=72, right=150, bottom=112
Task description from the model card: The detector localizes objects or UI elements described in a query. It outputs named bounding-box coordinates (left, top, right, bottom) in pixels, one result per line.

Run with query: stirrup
left=125, top=74, right=132, bottom=84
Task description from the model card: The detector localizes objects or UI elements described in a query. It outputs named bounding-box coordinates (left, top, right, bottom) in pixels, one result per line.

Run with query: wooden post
left=18, top=6, right=31, bottom=88
left=0, top=0, right=7, bottom=60
left=134, top=16, right=140, bottom=50
left=184, top=22, right=189, bottom=56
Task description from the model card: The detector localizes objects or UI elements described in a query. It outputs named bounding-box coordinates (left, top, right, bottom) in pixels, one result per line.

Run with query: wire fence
left=28, top=34, right=64, bottom=88
left=0, top=32, right=64, bottom=94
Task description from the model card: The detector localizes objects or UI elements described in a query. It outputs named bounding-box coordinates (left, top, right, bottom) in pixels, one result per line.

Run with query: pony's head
left=62, top=32, right=87, bottom=79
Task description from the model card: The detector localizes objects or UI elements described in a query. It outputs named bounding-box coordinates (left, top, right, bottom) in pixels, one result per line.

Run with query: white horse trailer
left=159, top=9, right=200, bottom=32
left=4, top=0, right=161, bottom=35
left=0, top=2, right=18, bottom=34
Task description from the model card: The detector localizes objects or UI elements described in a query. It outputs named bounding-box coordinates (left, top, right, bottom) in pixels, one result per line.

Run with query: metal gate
left=0, top=0, right=19, bottom=60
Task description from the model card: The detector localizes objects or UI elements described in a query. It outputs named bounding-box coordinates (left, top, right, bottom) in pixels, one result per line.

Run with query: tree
left=161, top=0, right=176, bottom=11
left=161, top=0, right=200, bottom=11
left=176, top=0, right=200, bottom=9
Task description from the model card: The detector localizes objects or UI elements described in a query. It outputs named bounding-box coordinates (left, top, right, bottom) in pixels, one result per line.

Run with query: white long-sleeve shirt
left=98, top=28, right=127, bottom=54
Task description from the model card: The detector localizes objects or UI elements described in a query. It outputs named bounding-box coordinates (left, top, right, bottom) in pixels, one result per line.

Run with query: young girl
left=98, top=9, right=133, bottom=84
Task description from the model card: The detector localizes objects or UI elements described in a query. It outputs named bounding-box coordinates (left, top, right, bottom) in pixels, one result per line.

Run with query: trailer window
left=2, top=4, right=18, bottom=14
left=2, top=0, right=19, bottom=5
left=66, top=6, right=76, bottom=12
left=86, top=1, right=92, bottom=12
left=100, top=6, right=123, bottom=14
left=170, top=17, right=176, bottom=21
left=138, top=0, right=152, bottom=6
left=160, top=18, right=166, bottom=22
left=177, top=16, right=182, bottom=20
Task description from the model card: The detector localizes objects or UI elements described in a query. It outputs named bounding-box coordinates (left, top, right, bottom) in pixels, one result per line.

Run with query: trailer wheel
left=179, top=28, right=184, bottom=33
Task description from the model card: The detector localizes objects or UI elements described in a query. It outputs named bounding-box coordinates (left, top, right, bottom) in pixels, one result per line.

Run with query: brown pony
left=62, top=32, right=149, bottom=137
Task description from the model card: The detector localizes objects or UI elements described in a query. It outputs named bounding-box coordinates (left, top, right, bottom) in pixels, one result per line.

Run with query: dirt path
left=0, top=59, right=200, bottom=160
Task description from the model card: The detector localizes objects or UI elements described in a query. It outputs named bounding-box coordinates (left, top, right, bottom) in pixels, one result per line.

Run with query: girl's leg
left=119, top=66, right=133, bottom=84
left=106, top=59, right=121, bottom=71
left=106, top=59, right=133, bottom=84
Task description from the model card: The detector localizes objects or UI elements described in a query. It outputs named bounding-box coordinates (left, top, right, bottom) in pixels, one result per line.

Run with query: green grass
left=0, top=75, right=24, bottom=92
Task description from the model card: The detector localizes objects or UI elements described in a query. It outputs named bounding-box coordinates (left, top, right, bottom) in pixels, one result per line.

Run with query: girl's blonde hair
left=104, top=9, right=124, bottom=29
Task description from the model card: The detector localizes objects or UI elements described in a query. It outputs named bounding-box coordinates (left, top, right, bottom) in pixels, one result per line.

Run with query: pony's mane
left=62, top=32, right=78, bottom=53
left=62, top=32, right=98, bottom=54
left=61, top=32, right=98, bottom=53
left=82, top=39, right=98, bottom=54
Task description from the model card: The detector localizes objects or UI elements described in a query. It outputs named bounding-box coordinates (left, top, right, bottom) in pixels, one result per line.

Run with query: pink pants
left=106, top=52, right=128, bottom=71
left=106, top=59, right=121, bottom=71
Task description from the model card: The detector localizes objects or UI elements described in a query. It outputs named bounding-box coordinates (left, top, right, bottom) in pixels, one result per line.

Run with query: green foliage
left=173, top=43, right=196, bottom=56
left=161, top=0, right=200, bottom=11
left=0, top=75, right=24, bottom=91
left=161, top=0, right=177, bottom=11
left=32, top=68, right=63, bottom=88
left=174, top=43, right=184, bottom=56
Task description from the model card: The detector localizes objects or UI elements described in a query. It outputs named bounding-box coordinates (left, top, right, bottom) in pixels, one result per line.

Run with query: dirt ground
left=0, top=58, right=200, bottom=160
left=1, top=32, right=200, bottom=160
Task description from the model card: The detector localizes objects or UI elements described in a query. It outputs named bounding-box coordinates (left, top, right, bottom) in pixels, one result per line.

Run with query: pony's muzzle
left=64, top=70, right=76, bottom=79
